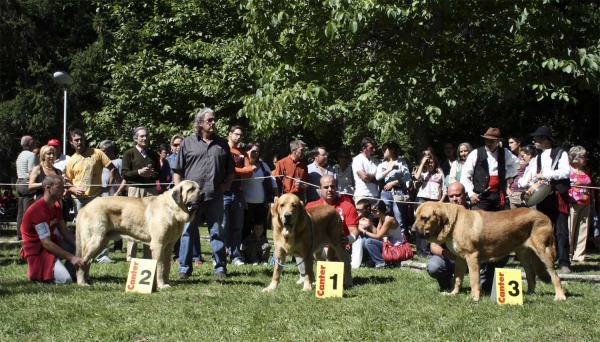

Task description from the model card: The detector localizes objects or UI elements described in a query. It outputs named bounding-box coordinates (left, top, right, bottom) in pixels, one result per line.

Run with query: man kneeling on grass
left=20, top=174, right=86, bottom=284
left=426, top=182, right=507, bottom=292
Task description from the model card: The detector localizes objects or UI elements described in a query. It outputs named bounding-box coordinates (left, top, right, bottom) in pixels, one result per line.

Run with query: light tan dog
left=76, top=180, right=204, bottom=289
left=412, top=202, right=566, bottom=301
left=263, top=193, right=352, bottom=292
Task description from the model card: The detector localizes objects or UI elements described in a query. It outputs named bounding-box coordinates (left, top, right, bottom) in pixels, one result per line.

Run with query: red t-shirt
left=306, top=196, right=359, bottom=236
left=20, top=198, right=64, bottom=281
left=21, top=198, right=63, bottom=254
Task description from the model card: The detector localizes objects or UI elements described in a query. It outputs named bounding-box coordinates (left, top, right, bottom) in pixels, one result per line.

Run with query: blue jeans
left=179, top=193, right=226, bottom=275
left=380, top=190, right=408, bottom=233
left=426, top=255, right=509, bottom=292
left=223, top=190, right=245, bottom=262
left=362, top=238, right=384, bottom=265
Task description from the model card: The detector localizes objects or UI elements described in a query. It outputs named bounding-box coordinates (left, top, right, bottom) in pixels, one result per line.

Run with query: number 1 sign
left=125, top=258, right=157, bottom=294
left=315, top=261, right=344, bottom=298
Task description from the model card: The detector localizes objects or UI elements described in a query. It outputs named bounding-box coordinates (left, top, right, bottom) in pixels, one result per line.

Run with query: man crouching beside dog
left=20, top=175, right=86, bottom=284
left=414, top=181, right=566, bottom=301
left=426, top=182, right=501, bottom=293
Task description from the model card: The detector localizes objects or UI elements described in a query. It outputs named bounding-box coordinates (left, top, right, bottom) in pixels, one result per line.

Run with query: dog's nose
left=283, top=212, right=292, bottom=220
left=410, top=224, right=418, bottom=233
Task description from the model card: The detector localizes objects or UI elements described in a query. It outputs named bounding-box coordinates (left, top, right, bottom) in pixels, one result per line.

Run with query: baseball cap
left=47, top=139, right=60, bottom=147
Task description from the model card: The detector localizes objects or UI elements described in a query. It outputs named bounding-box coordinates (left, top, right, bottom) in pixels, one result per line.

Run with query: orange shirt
left=273, top=155, right=308, bottom=194
left=230, top=146, right=253, bottom=179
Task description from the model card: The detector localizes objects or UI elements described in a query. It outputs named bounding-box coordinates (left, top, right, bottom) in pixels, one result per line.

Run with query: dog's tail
left=532, top=251, right=552, bottom=283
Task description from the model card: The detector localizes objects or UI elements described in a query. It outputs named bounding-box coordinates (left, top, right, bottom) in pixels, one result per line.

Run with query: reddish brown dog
left=412, top=202, right=566, bottom=301
left=263, top=193, right=352, bottom=292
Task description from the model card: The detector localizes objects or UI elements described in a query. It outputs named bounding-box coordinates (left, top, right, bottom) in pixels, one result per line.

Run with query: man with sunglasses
left=333, top=148, right=355, bottom=195
left=306, top=147, right=336, bottom=203
left=172, top=108, right=234, bottom=280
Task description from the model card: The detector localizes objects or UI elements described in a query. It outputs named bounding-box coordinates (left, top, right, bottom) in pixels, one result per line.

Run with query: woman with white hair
left=567, top=145, right=595, bottom=264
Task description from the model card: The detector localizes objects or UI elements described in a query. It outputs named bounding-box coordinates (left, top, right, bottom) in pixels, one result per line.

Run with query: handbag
left=382, top=235, right=413, bottom=263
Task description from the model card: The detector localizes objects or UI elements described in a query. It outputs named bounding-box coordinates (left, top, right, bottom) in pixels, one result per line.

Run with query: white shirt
left=53, top=154, right=70, bottom=174
left=243, top=162, right=277, bottom=204
left=461, top=147, right=519, bottom=198
left=333, top=164, right=354, bottom=195
left=352, top=153, right=380, bottom=197
left=518, top=149, right=569, bottom=188
left=375, top=158, right=411, bottom=187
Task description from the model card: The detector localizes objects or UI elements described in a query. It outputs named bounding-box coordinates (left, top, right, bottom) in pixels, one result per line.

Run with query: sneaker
left=560, top=266, right=572, bottom=274
left=252, top=262, right=259, bottom=266
left=211, top=259, right=216, bottom=266
left=177, top=272, right=189, bottom=280
left=215, top=271, right=226, bottom=279
left=296, top=276, right=305, bottom=285
left=96, top=256, right=116, bottom=264
left=375, top=262, right=387, bottom=269
left=232, top=259, right=245, bottom=266
left=195, top=260, right=203, bottom=265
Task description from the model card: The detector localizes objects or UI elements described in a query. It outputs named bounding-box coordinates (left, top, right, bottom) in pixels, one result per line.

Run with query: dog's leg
left=78, top=232, right=110, bottom=286
left=329, top=240, right=353, bottom=288
left=534, top=244, right=567, bottom=301
left=465, top=255, right=482, bottom=301
left=303, top=254, right=314, bottom=292
left=515, top=248, right=536, bottom=294
left=161, top=243, right=174, bottom=288
left=263, top=247, right=286, bottom=292
left=151, top=242, right=168, bottom=289
left=445, top=257, right=467, bottom=297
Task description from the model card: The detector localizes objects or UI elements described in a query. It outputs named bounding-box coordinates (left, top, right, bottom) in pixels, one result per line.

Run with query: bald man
left=294, top=175, right=359, bottom=283
left=426, top=182, right=507, bottom=293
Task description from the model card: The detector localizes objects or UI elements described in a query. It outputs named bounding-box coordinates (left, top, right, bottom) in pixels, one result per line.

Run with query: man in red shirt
left=272, top=140, right=309, bottom=200
left=20, top=174, right=85, bottom=283
left=297, top=175, right=359, bottom=282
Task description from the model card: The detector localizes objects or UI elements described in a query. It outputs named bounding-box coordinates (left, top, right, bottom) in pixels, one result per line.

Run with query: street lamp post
left=53, top=71, right=74, bottom=156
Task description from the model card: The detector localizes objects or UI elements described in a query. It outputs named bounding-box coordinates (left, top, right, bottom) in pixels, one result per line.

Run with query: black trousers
left=472, top=191, right=503, bottom=212
left=537, top=193, right=570, bottom=268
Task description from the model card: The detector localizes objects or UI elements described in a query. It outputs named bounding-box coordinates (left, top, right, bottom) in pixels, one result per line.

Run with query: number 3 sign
left=490, top=268, right=523, bottom=305
left=125, top=258, right=157, bottom=294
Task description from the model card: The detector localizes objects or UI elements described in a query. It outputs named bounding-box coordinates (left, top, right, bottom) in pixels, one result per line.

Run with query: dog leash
left=269, top=216, right=314, bottom=269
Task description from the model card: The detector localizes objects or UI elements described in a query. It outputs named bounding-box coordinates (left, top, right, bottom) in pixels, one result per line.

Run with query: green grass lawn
left=1, top=230, right=600, bottom=341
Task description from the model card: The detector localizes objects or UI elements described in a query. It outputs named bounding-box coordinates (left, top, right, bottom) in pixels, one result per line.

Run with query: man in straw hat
left=520, top=126, right=571, bottom=273
left=461, top=127, right=520, bottom=211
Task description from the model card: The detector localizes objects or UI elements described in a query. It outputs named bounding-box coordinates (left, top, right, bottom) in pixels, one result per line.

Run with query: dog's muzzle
left=411, top=225, right=428, bottom=240
left=282, top=212, right=294, bottom=227
left=186, top=192, right=205, bottom=212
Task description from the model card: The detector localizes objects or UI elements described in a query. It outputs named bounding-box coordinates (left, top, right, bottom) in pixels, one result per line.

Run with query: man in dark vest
left=521, top=126, right=571, bottom=273
left=460, top=127, right=519, bottom=211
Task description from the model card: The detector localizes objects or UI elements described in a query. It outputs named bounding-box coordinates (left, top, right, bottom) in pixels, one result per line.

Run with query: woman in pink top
left=567, top=146, right=595, bottom=263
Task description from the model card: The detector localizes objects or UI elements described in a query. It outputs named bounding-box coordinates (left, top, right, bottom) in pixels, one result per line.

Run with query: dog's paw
left=554, top=294, right=567, bottom=301
left=302, top=284, right=312, bottom=292
left=158, top=284, right=171, bottom=290
left=471, top=296, right=480, bottom=302
left=441, top=291, right=456, bottom=296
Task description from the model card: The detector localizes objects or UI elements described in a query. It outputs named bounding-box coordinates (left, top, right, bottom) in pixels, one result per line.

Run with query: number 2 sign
left=125, top=258, right=157, bottom=294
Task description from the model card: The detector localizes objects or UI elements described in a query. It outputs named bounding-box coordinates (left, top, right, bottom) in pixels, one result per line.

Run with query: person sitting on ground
left=240, top=222, right=271, bottom=265
left=356, top=198, right=378, bottom=226
left=20, top=175, right=86, bottom=284
left=426, top=182, right=504, bottom=293
left=358, top=200, right=403, bottom=268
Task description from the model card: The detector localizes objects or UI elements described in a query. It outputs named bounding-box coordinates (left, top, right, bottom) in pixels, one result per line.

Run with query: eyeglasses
left=318, top=153, right=328, bottom=157
left=356, top=208, right=365, bottom=213
left=172, top=143, right=180, bottom=147
left=203, top=118, right=216, bottom=123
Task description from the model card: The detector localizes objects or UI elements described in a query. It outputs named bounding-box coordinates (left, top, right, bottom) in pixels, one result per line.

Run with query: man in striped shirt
left=15, top=135, right=39, bottom=241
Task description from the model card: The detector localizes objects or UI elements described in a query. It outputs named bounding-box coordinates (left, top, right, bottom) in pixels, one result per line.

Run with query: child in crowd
left=241, top=223, right=271, bottom=265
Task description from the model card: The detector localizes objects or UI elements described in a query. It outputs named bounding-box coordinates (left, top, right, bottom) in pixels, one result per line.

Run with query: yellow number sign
left=491, top=268, right=523, bottom=305
left=315, top=261, right=344, bottom=298
left=125, top=258, right=157, bottom=294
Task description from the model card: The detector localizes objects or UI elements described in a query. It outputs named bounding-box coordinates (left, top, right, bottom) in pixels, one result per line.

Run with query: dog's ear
left=271, top=196, right=279, bottom=216
left=171, top=185, right=182, bottom=204
left=434, top=208, right=447, bottom=226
